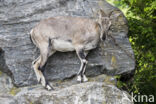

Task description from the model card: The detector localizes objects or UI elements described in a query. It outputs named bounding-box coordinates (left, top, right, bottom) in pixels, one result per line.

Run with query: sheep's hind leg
left=38, top=48, right=56, bottom=90
left=33, top=41, right=55, bottom=91
left=33, top=55, right=52, bottom=90
left=76, top=49, right=88, bottom=82
left=32, top=56, right=42, bottom=83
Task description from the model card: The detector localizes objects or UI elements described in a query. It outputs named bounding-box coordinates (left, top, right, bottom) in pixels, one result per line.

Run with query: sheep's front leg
left=76, top=49, right=88, bottom=82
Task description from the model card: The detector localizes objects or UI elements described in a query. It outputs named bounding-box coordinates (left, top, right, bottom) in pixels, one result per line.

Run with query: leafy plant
left=107, top=0, right=156, bottom=103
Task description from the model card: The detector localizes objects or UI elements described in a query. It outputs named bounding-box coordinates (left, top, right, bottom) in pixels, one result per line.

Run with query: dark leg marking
left=38, top=61, right=48, bottom=73
left=77, top=49, right=87, bottom=77
left=78, top=50, right=86, bottom=59
left=78, top=62, right=86, bottom=76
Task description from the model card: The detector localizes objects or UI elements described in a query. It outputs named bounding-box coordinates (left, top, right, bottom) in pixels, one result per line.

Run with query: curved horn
left=98, top=9, right=107, bottom=18
left=108, top=10, right=114, bottom=17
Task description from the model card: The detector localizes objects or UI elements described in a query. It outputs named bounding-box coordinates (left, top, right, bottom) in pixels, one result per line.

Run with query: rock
left=0, top=0, right=135, bottom=86
left=0, top=71, right=17, bottom=104
left=14, top=82, right=133, bottom=104
left=0, top=71, right=13, bottom=95
left=0, top=95, right=16, bottom=104
left=0, top=74, right=133, bottom=104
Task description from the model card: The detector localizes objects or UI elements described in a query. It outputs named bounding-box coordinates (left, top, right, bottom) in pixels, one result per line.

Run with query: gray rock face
left=0, top=71, right=13, bottom=94
left=0, top=74, right=133, bottom=104
left=0, top=71, right=17, bottom=104
left=0, top=0, right=135, bottom=86
left=15, top=82, right=133, bottom=104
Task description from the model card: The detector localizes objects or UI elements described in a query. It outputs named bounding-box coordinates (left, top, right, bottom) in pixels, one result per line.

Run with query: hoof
left=45, top=84, right=54, bottom=91
left=83, top=75, right=88, bottom=82
left=77, top=75, right=82, bottom=82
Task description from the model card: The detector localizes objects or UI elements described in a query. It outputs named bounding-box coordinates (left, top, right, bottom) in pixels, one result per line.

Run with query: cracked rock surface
left=0, top=0, right=135, bottom=87
left=0, top=73, right=133, bottom=104
left=0, top=0, right=135, bottom=103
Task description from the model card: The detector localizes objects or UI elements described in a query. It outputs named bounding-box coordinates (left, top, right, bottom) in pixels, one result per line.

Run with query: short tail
left=30, top=29, right=37, bottom=47
left=29, top=29, right=33, bottom=43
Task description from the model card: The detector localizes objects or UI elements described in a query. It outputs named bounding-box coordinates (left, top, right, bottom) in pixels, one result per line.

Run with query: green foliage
left=107, top=0, right=156, bottom=103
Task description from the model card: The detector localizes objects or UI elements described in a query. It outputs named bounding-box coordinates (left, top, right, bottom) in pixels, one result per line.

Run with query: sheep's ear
left=98, top=9, right=107, bottom=18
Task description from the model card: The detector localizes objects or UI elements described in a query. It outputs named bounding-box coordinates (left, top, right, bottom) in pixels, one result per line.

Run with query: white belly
left=53, top=39, right=75, bottom=52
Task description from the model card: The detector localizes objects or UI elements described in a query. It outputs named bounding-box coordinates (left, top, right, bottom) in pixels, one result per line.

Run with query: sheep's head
left=98, top=9, right=112, bottom=41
